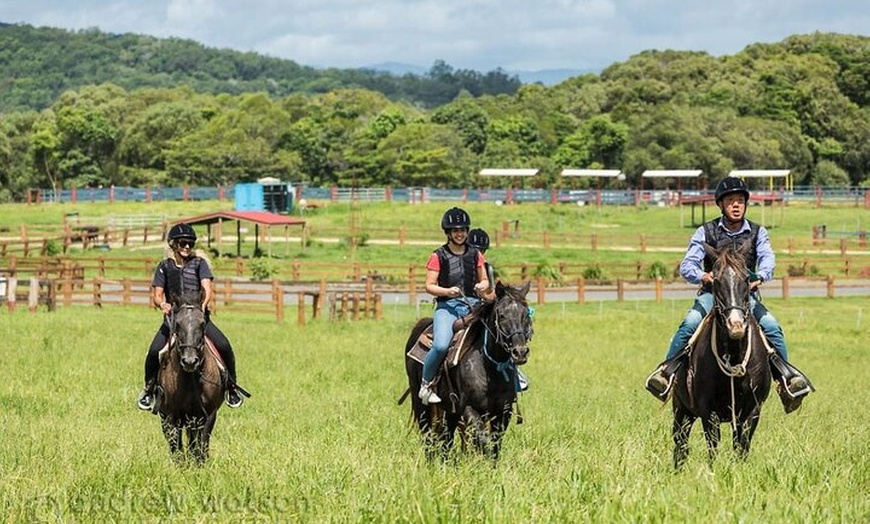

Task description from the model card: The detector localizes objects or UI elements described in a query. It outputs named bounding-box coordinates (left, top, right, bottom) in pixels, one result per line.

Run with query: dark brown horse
left=154, top=296, right=226, bottom=464
left=671, top=242, right=771, bottom=469
left=404, top=281, right=532, bottom=461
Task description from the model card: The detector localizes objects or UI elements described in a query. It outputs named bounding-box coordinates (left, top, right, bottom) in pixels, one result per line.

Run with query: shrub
left=645, top=261, right=670, bottom=280
left=582, top=265, right=606, bottom=280
left=532, top=262, right=563, bottom=285
left=249, top=258, right=279, bottom=281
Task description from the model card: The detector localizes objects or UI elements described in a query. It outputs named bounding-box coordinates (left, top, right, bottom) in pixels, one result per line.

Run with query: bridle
left=170, top=304, right=205, bottom=371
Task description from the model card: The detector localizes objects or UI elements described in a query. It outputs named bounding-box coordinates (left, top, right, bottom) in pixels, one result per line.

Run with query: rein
left=711, top=311, right=755, bottom=433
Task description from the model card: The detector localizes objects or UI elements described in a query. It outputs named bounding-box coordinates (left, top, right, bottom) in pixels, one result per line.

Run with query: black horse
left=154, top=295, right=226, bottom=464
left=671, top=242, right=771, bottom=469
left=404, top=281, right=532, bottom=461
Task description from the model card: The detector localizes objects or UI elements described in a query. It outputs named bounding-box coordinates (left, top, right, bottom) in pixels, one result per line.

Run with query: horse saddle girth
left=158, top=335, right=227, bottom=373
left=406, top=318, right=475, bottom=368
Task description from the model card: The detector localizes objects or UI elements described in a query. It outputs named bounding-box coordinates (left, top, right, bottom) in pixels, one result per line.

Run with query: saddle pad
left=406, top=324, right=472, bottom=367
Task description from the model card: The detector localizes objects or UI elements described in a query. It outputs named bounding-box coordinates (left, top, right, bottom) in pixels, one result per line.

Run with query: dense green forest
left=0, top=23, right=521, bottom=112
left=0, top=24, right=868, bottom=202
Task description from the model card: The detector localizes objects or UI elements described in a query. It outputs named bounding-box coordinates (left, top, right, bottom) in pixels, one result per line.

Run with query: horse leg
left=700, top=414, right=721, bottom=467
left=191, top=415, right=216, bottom=465
left=442, top=412, right=461, bottom=462
left=161, top=418, right=183, bottom=463
left=488, top=405, right=513, bottom=462
left=733, top=414, right=760, bottom=459
left=462, top=406, right=488, bottom=455
left=672, top=404, right=695, bottom=470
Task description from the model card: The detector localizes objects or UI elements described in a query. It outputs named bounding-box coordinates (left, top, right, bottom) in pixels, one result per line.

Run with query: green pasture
left=1, top=297, right=867, bottom=522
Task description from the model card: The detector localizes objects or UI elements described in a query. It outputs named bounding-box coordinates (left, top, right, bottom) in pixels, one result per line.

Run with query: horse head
left=491, top=281, right=533, bottom=365
left=171, top=301, right=206, bottom=373
left=705, top=241, right=752, bottom=340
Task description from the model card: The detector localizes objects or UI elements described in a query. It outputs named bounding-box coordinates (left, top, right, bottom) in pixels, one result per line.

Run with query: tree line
left=0, top=27, right=867, bottom=203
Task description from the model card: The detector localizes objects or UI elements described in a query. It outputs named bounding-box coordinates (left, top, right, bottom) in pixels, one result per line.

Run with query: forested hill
left=0, top=22, right=522, bottom=112
left=0, top=28, right=868, bottom=199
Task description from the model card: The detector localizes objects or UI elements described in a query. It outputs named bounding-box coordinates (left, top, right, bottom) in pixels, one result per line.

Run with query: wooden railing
left=3, top=275, right=866, bottom=325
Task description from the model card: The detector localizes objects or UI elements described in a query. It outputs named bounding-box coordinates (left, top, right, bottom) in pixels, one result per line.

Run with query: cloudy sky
left=1, top=0, right=867, bottom=73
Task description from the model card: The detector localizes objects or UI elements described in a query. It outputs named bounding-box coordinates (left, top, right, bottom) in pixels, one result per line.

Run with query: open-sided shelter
left=175, top=210, right=306, bottom=257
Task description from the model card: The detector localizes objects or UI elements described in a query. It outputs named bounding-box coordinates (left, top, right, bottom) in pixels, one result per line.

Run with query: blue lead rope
left=482, top=330, right=513, bottom=383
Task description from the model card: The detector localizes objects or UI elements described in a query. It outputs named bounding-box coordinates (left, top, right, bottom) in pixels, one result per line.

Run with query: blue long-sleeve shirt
left=679, top=218, right=775, bottom=285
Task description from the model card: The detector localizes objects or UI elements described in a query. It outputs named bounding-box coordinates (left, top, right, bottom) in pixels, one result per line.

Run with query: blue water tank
left=234, top=182, right=293, bottom=213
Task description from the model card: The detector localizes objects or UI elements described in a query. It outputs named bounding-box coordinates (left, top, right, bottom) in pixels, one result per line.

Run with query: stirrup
left=137, top=389, right=154, bottom=411
left=645, top=368, right=673, bottom=400
left=225, top=389, right=244, bottom=408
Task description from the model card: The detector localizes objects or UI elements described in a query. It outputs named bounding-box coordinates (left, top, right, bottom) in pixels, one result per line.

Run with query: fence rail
left=2, top=275, right=867, bottom=325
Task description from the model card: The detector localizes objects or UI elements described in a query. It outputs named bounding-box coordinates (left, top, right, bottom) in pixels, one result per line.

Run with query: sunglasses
left=177, top=239, right=195, bottom=249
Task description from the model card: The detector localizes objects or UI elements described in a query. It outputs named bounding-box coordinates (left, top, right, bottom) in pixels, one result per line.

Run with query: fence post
left=640, top=234, right=647, bottom=253
left=577, top=278, right=586, bottom=304
left=781, top=276, right=790, bottom=300
left=273, top=279, right=284, bottom=322
left=6, top=277, right=16, bottom=311
left=591, top=233, right=598, bottom=252
left=536, top=277, right=545, bottom=305
left=839, top=238, right=847, bottom=256
left=399, top=226, right=405, bottom=247
left=655, top=277, right=663, bottom=302
left=28, top=276, right=39, bottom=312
left=826, top=275, right=835, bottom=298
left=543, top=231, right=550, bottom=248
left=292, top=260, right=301, bottom=280
left=93, top=278, right=102, bottom=308
left=408, top=264, right=417, bottom=305
left=297, top=292, right=306, bottom=326
left=617, top=278, right=624, bottom=301
left=122, top=278, right=131, bottom=305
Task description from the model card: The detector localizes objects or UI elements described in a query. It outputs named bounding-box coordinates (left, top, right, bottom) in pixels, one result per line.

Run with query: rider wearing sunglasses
left=136, top=222, right=245, bottom=411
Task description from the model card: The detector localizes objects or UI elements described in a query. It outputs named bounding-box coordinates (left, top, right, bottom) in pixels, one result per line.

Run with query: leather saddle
left=406, top=314, right=477, bottom=368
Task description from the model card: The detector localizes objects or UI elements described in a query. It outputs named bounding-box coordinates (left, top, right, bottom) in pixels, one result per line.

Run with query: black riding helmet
left=714, top=177, right=750, bottom=205
left=167, top=223, right=197, bottom=242
left=468, top=228, right=490, bottom=252
left=441, top=207, right=471, bottom=232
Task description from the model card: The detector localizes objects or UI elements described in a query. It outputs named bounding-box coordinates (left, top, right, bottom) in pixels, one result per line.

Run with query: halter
left=480, top=295, right=532, bottom=382
left=171, top=304, right=205, bottom=365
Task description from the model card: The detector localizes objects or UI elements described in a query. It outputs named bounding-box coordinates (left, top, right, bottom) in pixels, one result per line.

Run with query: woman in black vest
left=136, top=223, right=244, bottom=411
left=418, top=208, right=489, bottom=405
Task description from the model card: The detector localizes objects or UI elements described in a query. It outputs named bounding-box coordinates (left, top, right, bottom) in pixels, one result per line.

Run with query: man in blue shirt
left=645, top=177, right=813, bottom=413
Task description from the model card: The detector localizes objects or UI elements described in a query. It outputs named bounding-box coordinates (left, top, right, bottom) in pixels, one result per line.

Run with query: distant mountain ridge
left=364, top=62, right=593, bottom=86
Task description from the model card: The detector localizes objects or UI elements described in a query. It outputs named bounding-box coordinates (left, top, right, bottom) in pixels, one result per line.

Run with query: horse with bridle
left=403, top=281, right=532, bottom=461
left=671, top=241, right=771, bottom=469
left=153, top=294, right=226, bottom=464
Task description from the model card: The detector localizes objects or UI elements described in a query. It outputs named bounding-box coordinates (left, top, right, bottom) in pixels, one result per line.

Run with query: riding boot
left=222, top=349, right=244, bottom=408
left=137, top=349, right=161, bottom=411
left=769, top=353, right=814, bottom=414
left=645, top=353, right=686, bottom=400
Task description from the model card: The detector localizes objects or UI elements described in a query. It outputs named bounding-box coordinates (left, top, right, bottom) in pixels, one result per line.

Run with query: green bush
left=645, top=261, right=670, bottom=279
left=249, top=258, right=279, bottom=281
left=582, top=264, right=606, bottom=280
left=45, top=239, right=62, bottom=256
left=532, top=262, right=563, bottom=285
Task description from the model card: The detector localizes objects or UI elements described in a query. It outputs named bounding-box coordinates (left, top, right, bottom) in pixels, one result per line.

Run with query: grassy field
left=1, top=297, right=867, bottom=522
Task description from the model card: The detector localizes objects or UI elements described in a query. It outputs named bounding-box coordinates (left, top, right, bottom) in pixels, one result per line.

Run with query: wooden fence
left=2, top=274, right=866, bottom=325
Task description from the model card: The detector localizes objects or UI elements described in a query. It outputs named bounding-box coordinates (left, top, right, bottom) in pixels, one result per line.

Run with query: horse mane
left=710, top=242, right=750, bottom=278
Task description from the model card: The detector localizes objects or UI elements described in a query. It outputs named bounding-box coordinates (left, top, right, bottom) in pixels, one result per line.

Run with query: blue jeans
left=665, top=291, right=788, bottom=361
left=422, top=298, right=477, bottom=382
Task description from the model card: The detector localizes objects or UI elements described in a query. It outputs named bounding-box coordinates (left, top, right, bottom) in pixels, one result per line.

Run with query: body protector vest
left=701, top=218, right=760, bottom=292
left=435, top=244, right=479, bottom=301
left=161, top=257, right=206, bottom=305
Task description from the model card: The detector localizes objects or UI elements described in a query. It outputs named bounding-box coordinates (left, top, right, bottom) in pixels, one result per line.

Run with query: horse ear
left=519, top=280, right=531, bottom=297
left=495, top=280, right=506, bottom=297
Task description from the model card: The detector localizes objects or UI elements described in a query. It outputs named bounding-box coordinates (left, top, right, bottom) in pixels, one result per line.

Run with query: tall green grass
left=1, top=297, right=866, bottom=522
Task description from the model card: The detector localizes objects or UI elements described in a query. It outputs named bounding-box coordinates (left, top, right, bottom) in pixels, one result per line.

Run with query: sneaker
left=137, top=388, right=154, bottom=411
left=418, top=381, right=441, bottom=405
left=517, top=370, right=529, bottom=392
left=226, top=388, right=244, bottom=408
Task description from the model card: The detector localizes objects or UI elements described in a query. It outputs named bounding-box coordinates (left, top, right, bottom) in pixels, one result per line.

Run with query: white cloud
left=0, top=0, right=866, bottom=71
